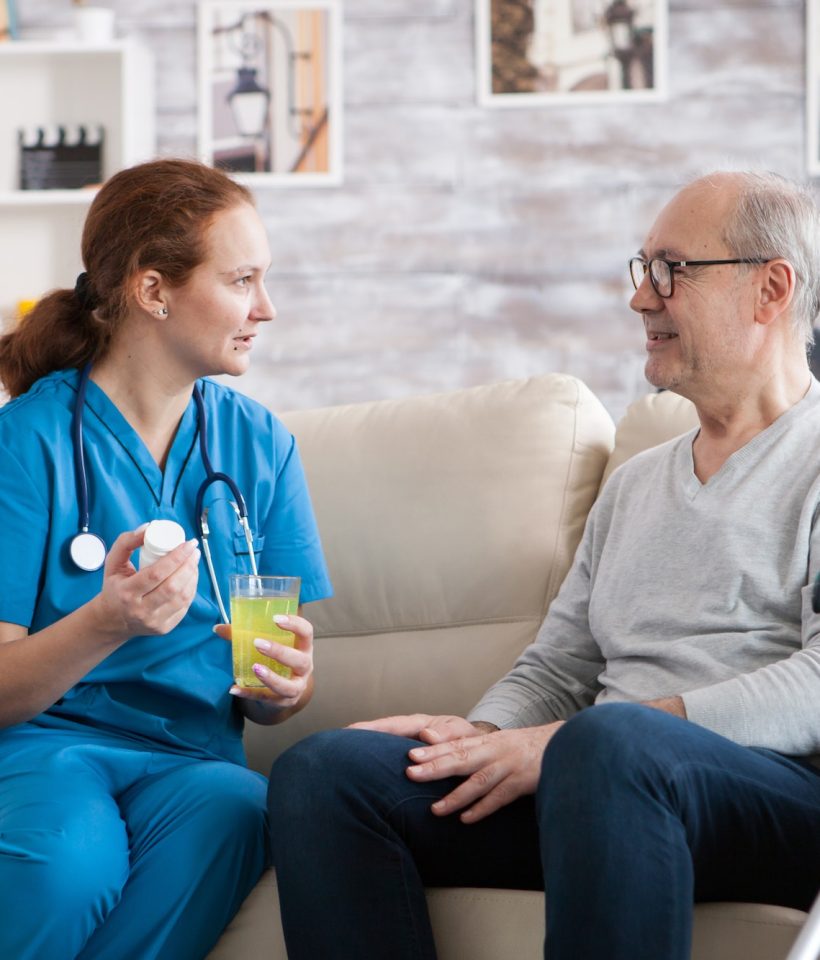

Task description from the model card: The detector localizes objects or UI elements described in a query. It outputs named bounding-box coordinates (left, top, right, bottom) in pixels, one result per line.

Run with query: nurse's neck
left=90, top=352, right=193, bottom=472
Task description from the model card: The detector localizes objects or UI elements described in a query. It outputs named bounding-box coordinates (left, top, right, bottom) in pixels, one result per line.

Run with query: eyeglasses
left=628, top=256, right=769, bottom=299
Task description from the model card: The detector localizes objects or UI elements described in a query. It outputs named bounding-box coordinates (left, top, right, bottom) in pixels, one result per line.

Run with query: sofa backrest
left=244, top=374, right=615, bottom=769
left=601, top=389, right=700, bottom=487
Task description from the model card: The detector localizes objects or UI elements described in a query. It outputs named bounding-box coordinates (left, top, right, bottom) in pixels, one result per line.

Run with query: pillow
left=601, top=390, right=699, bottom=487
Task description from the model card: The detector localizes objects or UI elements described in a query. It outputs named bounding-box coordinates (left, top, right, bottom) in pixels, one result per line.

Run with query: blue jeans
left=268, top=703, right=820, bottom=960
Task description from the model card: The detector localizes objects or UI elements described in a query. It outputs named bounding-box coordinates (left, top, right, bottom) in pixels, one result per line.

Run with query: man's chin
left=645, top=353, right=687, bottom=389
left=644, top=363, right=671, bottom=391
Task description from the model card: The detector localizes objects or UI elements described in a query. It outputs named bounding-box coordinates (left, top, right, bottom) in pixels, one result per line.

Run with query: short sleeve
left=258, top=428, right=332, bottom=605
left=0, top=445, right=50, bottom=626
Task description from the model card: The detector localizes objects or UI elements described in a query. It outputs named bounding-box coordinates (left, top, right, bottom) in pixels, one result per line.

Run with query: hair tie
left=73, top=272, right=98, bottom=312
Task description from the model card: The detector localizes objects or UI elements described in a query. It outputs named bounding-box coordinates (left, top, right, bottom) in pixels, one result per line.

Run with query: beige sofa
left=207, top=373, right=810, bottom=960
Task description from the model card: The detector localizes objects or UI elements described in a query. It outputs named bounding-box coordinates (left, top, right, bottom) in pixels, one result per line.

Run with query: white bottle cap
left=143, top=519, right=186, bottom=556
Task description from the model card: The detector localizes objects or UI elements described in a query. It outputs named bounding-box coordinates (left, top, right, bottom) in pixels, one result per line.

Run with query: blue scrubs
left=0, top=368, right=332, bottom=959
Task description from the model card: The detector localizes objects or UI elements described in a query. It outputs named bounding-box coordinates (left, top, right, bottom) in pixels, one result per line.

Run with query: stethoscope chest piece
left=71, top=364, right=108, bottom=572
left=69, top=366, right=253, bottom=602
left=70, top=530, right=107, bottom=572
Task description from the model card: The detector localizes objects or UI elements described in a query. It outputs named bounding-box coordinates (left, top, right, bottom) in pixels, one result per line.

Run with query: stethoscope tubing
left=72, top=362, right=95, bottom=535
left=71, top=364, right=257, bottom=619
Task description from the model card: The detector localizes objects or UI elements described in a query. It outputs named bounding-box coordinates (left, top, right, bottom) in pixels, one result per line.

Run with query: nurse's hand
left=94, top=528, right=201, bottom=639
left=214, top=615, right=315, bottom=725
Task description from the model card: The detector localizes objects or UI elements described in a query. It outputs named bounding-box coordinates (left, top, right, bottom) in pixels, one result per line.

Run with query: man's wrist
left=643, top=695, right=687, bottom=719
left=471, top=720, right=500, bottom=734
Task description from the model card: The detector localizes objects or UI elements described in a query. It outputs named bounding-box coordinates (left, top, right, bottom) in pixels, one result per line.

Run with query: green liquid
left=230, top=596, right=299, bottom=687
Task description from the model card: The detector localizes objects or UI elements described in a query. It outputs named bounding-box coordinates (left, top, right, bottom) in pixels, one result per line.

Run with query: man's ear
left=755, top=259, right=795, bottom=326
left=132, top=269, right=167, bottom=317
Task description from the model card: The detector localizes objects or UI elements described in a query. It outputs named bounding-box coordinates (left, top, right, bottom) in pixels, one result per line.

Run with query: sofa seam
left=541, top=379, right=580, bottom=614
left=315, top=615, right=543, bottom=640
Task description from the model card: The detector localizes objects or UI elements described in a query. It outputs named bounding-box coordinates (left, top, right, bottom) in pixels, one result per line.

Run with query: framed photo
left=0, top=0, right=18, bottom=42
left=198, top=0, right=342, bottom=185
left=476, top=0, right=667, bottom=107
left=808, top=0, right=820, bottom=176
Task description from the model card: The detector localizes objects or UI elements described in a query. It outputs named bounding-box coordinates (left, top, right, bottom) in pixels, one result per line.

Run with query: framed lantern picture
left=0, top=0, right=17, bottom=41
left=198, top=0, right=343, bottom=184
left=476, top=0, right=667, bottom=106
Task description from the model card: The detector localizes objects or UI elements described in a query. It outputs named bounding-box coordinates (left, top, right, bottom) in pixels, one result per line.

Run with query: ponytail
left=0, top=157, right=253, bottom=399
left=0, top=286, right=109, bottom=398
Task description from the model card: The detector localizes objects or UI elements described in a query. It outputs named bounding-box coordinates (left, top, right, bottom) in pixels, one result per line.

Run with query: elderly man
left=268, top=172, right=820, bottom=960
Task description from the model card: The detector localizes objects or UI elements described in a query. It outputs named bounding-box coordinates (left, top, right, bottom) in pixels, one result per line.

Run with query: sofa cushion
left=215, top=376, right=807, bottom=960
left=282, top=374, right=615, bottom=637
left=244, top=374, right=614, bottom=769
left=601, top=389, right=699, bottom=487
left=205, top=872, right=806, bottom=960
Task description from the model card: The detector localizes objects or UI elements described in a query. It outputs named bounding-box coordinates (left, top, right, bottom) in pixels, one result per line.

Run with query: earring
left=155, top=306, right=168, bottom=317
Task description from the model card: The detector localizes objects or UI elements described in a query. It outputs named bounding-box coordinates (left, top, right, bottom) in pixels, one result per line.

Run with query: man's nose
left=629, top=272, right=662, bottom=313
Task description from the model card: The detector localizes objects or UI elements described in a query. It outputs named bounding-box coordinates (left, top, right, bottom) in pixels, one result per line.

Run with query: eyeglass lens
left=649, top=259, right=672, bottom=297
left=629, top=258, right=672, bottom=297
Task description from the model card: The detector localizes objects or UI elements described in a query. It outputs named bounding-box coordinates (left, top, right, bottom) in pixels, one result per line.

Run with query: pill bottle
left=139, top=519, right=186, bottom=569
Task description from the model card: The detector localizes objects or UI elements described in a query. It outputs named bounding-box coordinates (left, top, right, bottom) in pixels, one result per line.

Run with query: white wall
left=16, top=0, right=810, bottom=419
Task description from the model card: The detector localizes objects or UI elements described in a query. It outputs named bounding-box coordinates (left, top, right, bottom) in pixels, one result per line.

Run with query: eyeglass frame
left=629, top=256, right=770, bottom=299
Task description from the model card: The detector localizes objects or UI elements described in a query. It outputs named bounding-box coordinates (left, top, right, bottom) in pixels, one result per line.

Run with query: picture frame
left=0, top=0, right=18, bottom=42
left=807, top=0, right=820, bottom=177
left=198, top=0, right=343, bottom=185
left=475, top=0, right=667, bottom=107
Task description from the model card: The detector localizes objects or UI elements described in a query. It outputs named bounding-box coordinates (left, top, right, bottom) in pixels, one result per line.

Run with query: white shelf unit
left=0, top=40, right=155, bottom=320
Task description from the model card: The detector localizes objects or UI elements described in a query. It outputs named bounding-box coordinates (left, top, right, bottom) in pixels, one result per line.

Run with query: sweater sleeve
left=467, top=512, right=605, bottom=729
left=681, top=584, right=820, bottom=755
left=681, top=487, right=820, bottom=756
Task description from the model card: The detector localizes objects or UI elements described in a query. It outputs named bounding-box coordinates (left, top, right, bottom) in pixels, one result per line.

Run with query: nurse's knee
left=0, top=808, right=127, bottom=916
left=180, top=762, right=268, bottom=853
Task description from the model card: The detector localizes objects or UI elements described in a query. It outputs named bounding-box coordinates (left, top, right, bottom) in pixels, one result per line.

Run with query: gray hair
left=715, top=171, right=820, bottom=348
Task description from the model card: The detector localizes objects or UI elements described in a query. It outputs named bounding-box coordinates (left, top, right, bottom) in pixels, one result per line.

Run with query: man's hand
left=348, top=713, right=481, bottom=745
left=405, top=722, right=564, bottom=824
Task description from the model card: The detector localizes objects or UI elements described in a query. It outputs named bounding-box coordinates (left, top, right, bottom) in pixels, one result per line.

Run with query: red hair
left=0, top=158, right=253, bottom=398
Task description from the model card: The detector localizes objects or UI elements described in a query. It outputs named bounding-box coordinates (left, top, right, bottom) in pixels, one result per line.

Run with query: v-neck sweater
left=470, top=380, right=820, bottom=762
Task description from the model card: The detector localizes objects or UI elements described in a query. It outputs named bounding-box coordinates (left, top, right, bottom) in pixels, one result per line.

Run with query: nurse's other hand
left=215, top=616, right=314, bottom=710
left=94, top=528, right=201, bottom=639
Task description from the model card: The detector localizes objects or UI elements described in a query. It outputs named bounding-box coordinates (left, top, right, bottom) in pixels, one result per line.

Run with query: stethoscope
left=69, top=363, right=257, bottom=623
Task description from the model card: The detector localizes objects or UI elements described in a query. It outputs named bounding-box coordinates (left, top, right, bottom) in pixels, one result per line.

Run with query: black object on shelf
left=18, top=125, right=104, bottom=190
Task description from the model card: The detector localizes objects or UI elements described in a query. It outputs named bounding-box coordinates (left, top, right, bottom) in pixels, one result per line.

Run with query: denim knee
left=539, top=703, right=680, bottom=804
left=268, top=728, right=412, bottom=822
left=270, top=729, right=367, bottom=798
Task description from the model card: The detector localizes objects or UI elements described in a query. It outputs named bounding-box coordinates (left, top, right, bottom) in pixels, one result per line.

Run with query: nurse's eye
left=235, top=275, right=253, bottom=287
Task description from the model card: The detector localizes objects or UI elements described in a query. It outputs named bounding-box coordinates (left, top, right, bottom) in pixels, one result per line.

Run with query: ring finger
left=253, top=638, right=311, bottom=675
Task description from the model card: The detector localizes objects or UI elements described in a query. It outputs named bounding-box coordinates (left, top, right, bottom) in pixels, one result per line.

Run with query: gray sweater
left=469, top=380, right=820, bottom=760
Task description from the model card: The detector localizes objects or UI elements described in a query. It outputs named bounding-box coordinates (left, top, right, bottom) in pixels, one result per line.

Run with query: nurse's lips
left=233, top=334, right=256, bottom=349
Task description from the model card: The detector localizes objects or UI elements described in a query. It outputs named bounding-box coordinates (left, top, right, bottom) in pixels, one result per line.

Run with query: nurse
left=0, top=158, right=332, bottom=959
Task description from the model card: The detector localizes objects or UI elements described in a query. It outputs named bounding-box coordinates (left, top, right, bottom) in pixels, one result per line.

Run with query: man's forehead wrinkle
left=641, top=245, right=689, bottom=260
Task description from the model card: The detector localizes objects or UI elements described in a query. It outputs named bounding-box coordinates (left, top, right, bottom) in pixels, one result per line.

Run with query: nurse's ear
left=133, top=269, right=168, bottom=320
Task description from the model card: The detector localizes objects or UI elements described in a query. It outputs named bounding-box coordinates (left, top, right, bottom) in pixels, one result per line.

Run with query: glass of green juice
left=229, top=575, right=301, bottom=687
